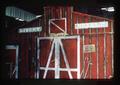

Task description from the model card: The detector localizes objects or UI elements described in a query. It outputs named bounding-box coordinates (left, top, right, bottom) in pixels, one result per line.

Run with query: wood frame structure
left=36, top=36, right=80, bottom=79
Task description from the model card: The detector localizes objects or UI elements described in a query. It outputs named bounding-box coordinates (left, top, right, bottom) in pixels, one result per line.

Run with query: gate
left=36, top=36, right=80, bottom=79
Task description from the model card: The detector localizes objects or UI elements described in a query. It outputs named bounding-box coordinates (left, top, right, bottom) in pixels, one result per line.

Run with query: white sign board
left=75, top=21, right=108, bottom=29
left=18, top=27, right=42, bottom=33
left=83, top=44, right=96, bottom=53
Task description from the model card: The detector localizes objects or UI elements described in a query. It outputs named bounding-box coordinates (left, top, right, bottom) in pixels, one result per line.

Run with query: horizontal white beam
left=37, top=36, right=79, bottom=40
left=40, top=67, right=78, bottom=72
left=50, top=18, right=66, bottom=21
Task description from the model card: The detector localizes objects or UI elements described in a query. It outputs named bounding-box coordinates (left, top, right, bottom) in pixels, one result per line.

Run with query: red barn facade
left=5, top=6, right=114, bottom=79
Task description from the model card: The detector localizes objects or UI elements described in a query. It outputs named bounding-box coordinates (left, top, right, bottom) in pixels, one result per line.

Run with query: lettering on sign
left=18, top=27, right=42, bottom=33
left=83, top=44, right=96, bottom=53
left=75, top=21, right=108, bottom=29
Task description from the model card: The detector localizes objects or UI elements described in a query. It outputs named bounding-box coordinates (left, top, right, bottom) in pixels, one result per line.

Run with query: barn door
left=5, top=45, right=19, bottom=79
left=35, top=36, right=80, bottom=79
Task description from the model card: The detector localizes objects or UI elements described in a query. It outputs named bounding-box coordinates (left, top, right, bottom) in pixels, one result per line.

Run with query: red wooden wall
left=41, top=6, right=113, bottom=79
left=72, top=12, right=113, bottom=79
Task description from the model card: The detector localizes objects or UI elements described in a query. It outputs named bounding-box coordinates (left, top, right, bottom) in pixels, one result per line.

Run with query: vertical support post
left=38, top=17, right=41, bottom=36
left=15, top=45, right=19, bottom=79
left=59, top=39, right=73, bottom=79
left=44, top=7, right=47, bottom=36
left=49, top=20, right=51, bottom=35
left=77, top=16, right=79, bottom=34
left=43, top=39, right=55, bottom=79
left=54, top=38, right=60, bottom=79
left=28, top=32, right=32, bottom=78
left=103, top=20, right=107, bottom=79
left=77, top=36, right=80, bottom=79
left=36, top=38, right=40, bottom=79
left=96, top=19, right=99, bottom=79
left=65, top=18, right=67, bottom=34
left=65, top=7, right=67, bottom=18
left=88, top=17, right=92, bottom=79
left=52, top=7, right=54, bottom=19
left=64, top=7, right=67, bottom=34
left=70, top=7, right=73, bottom=35
left=82, top=17, right=85, bottom=78
left=60, top=7, right=62, bottom=18
left=84, top=58, right=90, bottom=79
left=34, top=37, right=37, bottom=78
left=111, top=21, right=114, bottom=77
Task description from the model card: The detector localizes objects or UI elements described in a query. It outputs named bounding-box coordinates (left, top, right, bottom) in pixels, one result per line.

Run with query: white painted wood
left=50, top=18, right=66, bottom=21
left=15, top=46, right=19, bottom=79
left=49, top=20, right=51, bottom=35
left=96, top=28, right=99, bottom=79
left=111, top=21, right=114, bottom=77
left=65, top=18, right=67, bottom=34
left=38, top=36, right=78, bottom=40
left=6, top=45, right=16, bottom=49
left=103, top=26, right=107, bottom=79
left=75, top=21, right=108, bottom=29
left=77, top=36, right=80, bottom=79
left=36, top=38, right=40, bottom=79
left=37, top=36, right=80, bottom=79
left=40, top=67, right=78, bottom=71
left=18, top=27, right=42, bottom=33
left=43, top=40, right=55, bottom=79
left=54, top=38, right=60, bottom=79
left=80, top=57, right=87, bottom=77
left=59, top=40, right=73, bottom=79
left=84, top=58, right=90, bottom=79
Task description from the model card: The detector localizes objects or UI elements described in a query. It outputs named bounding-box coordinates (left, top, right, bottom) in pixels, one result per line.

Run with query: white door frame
left=36, top=36, right=80, bottom=79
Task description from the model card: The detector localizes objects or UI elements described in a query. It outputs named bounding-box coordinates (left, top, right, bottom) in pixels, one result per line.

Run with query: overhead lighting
left=36, top=15, right=42, bottom=18
left=15, top=17, right=24, bottom=21
left=107, top=7, right=115, bottom=12
left=15, top=17, right=19, bottom=20
left=101, top=7, right=115, bottom=12
left=19, top=18, right=24, bottom=21
left=101, top=8, right=107, bottom=10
